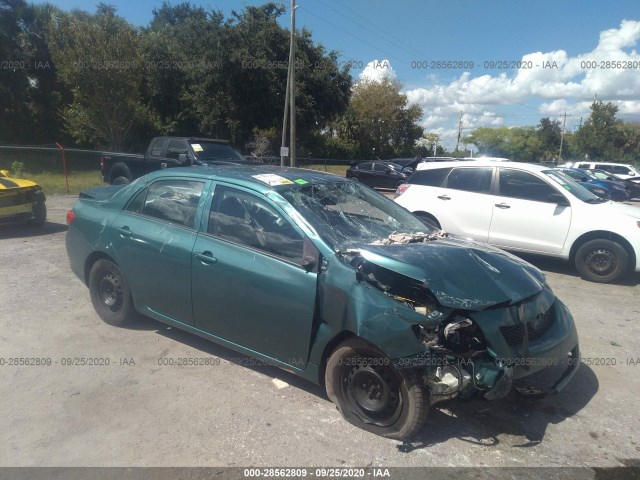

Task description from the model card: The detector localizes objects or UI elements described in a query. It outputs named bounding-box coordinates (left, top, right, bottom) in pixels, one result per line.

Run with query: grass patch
left=28, top=170, right=104, bottom=195
left=304, top=163, right=348, bottom=177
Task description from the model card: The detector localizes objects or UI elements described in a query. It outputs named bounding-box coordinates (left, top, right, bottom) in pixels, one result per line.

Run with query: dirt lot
left=1, top=194, right=639, bottom=470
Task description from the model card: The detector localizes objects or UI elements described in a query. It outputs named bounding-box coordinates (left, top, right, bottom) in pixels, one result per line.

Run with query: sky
left=32, top=0, right=640, bottom=149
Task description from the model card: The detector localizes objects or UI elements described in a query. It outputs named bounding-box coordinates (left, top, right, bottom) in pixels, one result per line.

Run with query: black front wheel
left=325, top=338, right=427, bottom=439
left=89, top=259, right=137, bottom=326
left=574, top=239, right=629, bottom=283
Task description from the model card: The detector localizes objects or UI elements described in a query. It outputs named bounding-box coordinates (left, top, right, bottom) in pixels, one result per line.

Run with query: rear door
left=111, top=178, right=207, bottom=324
left=433, top=166, right=495, bottom=242
left=488, top=168, right=571, bottom=254
left=191, top=184, right=318, bottom=367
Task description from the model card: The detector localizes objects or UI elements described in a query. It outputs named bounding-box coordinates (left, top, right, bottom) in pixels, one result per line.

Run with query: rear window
left=596, top=164, right=630, bottom=175
left=443, top=167, right=493, bottom=193
left=407, top=168, right=451, bottom=187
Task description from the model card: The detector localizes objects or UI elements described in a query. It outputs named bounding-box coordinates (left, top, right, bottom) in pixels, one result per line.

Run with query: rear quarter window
left=407, top=168, right=451, bottom=187
left=443, top=167, right=493, bottom=193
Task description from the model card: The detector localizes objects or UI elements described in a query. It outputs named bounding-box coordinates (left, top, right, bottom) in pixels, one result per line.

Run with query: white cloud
left=368, top=20, right=640, bottom=150
left=359, top=59, right=397, bottom=83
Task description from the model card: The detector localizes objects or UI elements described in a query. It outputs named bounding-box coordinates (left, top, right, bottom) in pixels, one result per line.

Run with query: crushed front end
left=349, top=238, right=580, bottom=404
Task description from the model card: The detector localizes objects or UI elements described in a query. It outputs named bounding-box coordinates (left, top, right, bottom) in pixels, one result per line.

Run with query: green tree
left=338, top=78, right=423, bottom=158
left=465, top=126, right=542, bottom=162
left=537, top=117, right=562, bottom=160
left=0, top=0, right=31, bottom=142
left=574, top=100, right=622, bottom=160
left=48, top=4, right=151, bottom=150
left=616, top=121, right=640, bottom=161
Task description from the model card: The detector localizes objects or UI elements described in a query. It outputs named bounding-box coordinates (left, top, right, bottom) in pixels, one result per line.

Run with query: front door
left=191, top=185, right=318, bottom=367
left=489, top=168, right=571, bottom=254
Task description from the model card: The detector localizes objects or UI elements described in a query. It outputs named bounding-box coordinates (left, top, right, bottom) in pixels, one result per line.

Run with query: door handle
left=495, top=203, right=511, bottom=209
left=195, top=251, right=217, bottom=264
left=117, top=226, right=132, bottom=237
left=437, top=195, right=451, bottom=200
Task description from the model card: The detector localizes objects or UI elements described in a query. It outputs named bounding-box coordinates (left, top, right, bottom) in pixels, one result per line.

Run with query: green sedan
left=66, top=166, right=579, bottom=439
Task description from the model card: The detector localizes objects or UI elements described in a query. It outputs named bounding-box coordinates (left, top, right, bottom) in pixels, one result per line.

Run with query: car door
left=355, top=162, right=374, bottom=186
left=488, top=168, right=571, bottom=254
left=110, top=178, right=206, bottom=324
left=191, top=184, right=318, bottom=367
left=433, top=166, right=495, bottom=242
left=372, top=162, right=393, bottom=188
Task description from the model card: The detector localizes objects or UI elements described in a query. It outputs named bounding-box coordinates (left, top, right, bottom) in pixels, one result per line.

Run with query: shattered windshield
left=280, top=181, right=431, bottom=250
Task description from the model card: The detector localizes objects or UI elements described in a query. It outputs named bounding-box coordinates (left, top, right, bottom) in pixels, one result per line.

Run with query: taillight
left=66, top=210, right=75, bottom=225
left=395, top=183, right=411, bottom=196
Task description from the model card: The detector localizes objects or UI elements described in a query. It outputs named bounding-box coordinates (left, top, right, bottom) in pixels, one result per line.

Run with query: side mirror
left=178, top=153, right=188, bottom=164
left=548, top=193, right=569, bottom=206
left=385, top=168, right=392, bottom=174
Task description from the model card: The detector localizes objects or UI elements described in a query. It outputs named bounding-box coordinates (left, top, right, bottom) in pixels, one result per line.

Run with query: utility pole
left=455, top=111, right=463, bottom=152
left=280, top=65, right=290, bottom=167
left=558, top=111, right=568, bottom=161
left=280, top=0, right=297, bottom=167
left=289, top=0, right=297, bottom=167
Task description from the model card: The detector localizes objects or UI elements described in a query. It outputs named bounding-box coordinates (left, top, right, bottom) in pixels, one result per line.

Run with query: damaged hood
left=356, top=238, right=547, bottom=310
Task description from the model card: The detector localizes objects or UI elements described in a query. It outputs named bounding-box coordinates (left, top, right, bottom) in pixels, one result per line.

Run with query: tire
left=110, top=162, right=132, bottom=185
left=574, top=239, right=629, bottom=283
left=88, top=259, right=137, bottom=326
left=29, top=201, right=46, bottom=227
left=325, top=338, right=427, bottom=440
left=112, top=176, right=130, bottom=185
left=415, top=212, right=440, bottom=230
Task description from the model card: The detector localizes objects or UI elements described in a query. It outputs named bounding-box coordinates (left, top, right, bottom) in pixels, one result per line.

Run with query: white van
left=573, top=161, right=640, bottom=180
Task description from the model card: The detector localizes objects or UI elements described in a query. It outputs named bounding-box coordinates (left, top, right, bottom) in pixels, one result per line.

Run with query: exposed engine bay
left=349, top=247, right=513, bottom=404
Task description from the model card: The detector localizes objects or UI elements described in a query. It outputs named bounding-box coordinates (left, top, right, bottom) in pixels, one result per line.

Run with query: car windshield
left=190, top=141, right=245, bottom=161
left=280, top=181, right=431, bottom=250
left=576, top=169, right=597, bottom=180
left=543, top=170, right=606, bottom=203
left=591, top=169, right=613, bottom=180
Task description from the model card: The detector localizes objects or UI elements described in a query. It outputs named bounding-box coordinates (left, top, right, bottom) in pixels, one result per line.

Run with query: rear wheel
left=112, top=176, right=130, bottom=185
left=415, top=212, right=440, bottom=230
left=325, top=338, right=427, bottom=440
left=574, top=239, right=629, bottom=283
left=89, top=259, right=137, bottom=326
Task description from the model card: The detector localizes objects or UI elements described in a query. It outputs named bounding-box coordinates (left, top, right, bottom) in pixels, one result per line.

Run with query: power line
left=299, top=5, right=414, bottom=68
left=314, top=0, right=428, bottom=61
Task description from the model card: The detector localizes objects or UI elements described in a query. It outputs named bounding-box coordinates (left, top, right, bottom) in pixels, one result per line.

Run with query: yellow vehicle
left=0, top=170, right=46, bottom=226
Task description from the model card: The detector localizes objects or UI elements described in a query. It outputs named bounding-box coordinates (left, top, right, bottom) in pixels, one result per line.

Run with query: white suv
left=573, top=161, right=640, bottom=181
left=395, top=161, right=640, bottom=283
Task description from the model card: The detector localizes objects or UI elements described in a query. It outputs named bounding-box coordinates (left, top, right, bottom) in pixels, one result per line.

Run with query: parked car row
left=395, top=160, right=640, bottom=283
left=554, top=167, right=629, bottom=201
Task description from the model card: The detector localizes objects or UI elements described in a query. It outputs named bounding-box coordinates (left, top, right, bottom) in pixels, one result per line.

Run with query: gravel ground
left=0, top=195, right=639, bottom=470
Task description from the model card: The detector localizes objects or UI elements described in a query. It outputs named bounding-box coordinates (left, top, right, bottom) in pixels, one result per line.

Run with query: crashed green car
left=66, top=166, right=579, bottom=439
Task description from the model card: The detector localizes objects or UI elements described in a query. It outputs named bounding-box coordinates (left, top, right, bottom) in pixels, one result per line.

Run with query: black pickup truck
left=101, top=137, right=257, bottom=184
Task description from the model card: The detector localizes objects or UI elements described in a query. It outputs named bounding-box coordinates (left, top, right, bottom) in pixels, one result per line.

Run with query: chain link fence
left=0, top=143, right=104, bottom=194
